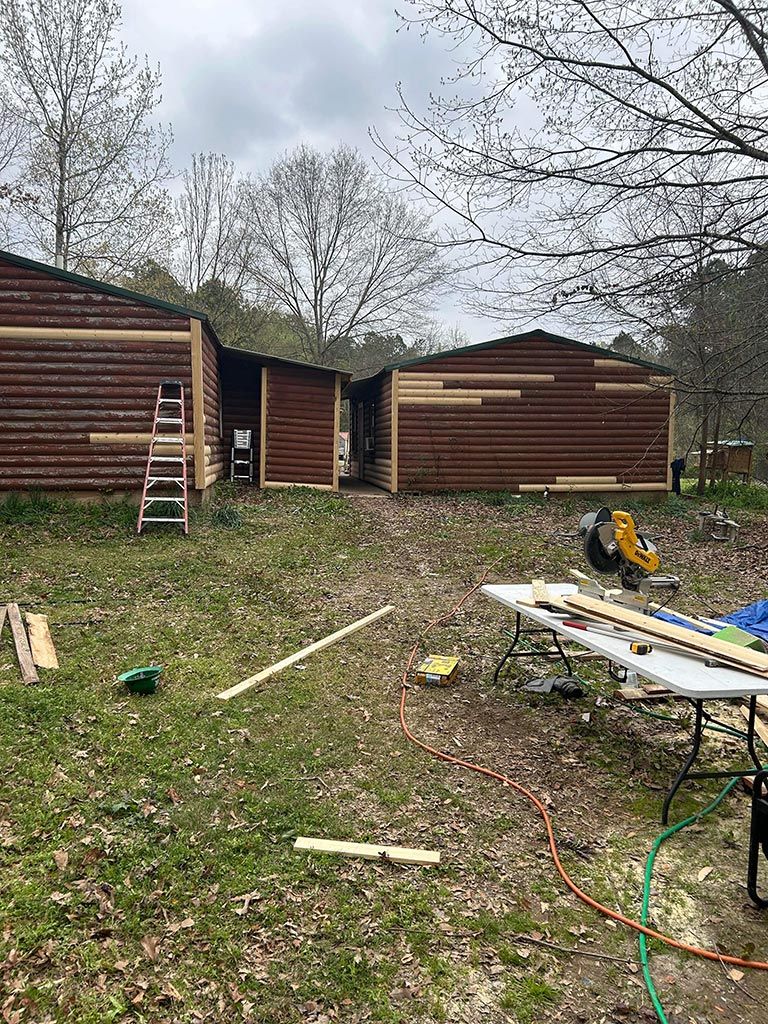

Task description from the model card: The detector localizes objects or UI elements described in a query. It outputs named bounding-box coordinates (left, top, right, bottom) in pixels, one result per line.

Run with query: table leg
left=747, top=768, right=768, bottom=909
left=662, top=700, right=704, bottom=825
left=493, top=611, right=521, bottom=684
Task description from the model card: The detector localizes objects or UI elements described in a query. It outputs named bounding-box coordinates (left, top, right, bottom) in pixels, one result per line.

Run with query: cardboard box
left=414, top=655, right=460, bottom=687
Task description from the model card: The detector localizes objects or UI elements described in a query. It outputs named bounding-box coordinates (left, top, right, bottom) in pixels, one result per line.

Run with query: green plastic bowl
left=118, top=665, right=162, bottom=694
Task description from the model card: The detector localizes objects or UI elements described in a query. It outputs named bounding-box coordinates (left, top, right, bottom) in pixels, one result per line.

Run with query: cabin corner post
left=666, top=386, right=676, bottom=492
left=190, top=318, right=206, bottom=489
left=390, top=369, right=399, bottom=493
left=333, top=372, right=341, bottom=492
left=259, top=365, right=268, bottom=488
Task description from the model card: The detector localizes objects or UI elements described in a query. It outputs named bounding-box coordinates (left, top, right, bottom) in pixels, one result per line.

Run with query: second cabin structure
left=344, top=332, right=675, bottom=495
left=0, top=249, right=348, bottom=496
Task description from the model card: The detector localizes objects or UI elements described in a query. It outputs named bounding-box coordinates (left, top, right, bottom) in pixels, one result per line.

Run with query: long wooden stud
left=519, top=483, right=665, bottom=493
left=7, top=604, right=39, bottom=684
left=259, top=366, right=268, bottom=488
left=561, top=594, right=768, bottom=676
left=391, top=369, right=399, bottom=494
left=0, top=326, right=192, bottom=342
left=741, top=706, right=768, bottom=746
left=24, top=613, right=59, bottom=669
left=293, top=836, right=440, bottom=866
left=217, top=604, right=396, bottom=700
left=333, top=372, right=341, bottom=493
left=190, top=318, right=206, bottom=489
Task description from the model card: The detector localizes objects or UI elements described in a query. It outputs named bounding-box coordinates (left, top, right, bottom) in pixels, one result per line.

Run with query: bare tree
left=240, top=144, right=449, bottom=365
left=0, top=0, right=172, bottom=275
left=379, top=1, right=768, bottom=483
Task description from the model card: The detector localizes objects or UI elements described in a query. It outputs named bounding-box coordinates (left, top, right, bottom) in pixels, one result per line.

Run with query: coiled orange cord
left=399, top=575, right=768, bottom=971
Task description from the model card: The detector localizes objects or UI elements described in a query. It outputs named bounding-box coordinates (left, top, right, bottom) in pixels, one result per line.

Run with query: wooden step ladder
left=137, top=380, right=189, bottom=534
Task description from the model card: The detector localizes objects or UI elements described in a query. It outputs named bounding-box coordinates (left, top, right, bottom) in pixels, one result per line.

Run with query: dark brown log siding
left=396, top=337, right=671, bottom=492
left=361, top=374, right=391, bottom=490
left=220, top=353, right=262, bottom=480
left=0, top=257, right=193, bottom=491
left=265, top=367, right=335, bottom=486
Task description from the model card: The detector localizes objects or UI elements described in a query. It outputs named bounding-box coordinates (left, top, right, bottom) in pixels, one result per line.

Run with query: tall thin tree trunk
left=709, top=399, right=722, bottom=489
left=696, top=402, right=710, bottom=495
left=55, top=138, right=67, bottom=269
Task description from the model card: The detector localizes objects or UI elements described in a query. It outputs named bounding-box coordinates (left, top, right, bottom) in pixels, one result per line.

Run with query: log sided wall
left=0, top=256, right=198, bottom=493
left=220, top=351, right=262, bottom=482
left=201, top=326, right=224, bottom=488
left=264, top=366, right=338, bottom=489
left=361, top=373, right=393, bottom=492
left=356, top=335, right=673, bottom=494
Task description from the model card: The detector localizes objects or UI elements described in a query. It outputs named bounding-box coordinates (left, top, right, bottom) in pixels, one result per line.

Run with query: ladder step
left=140, top=517, right=186, bottom=523
left=143, top=497, right=185, bottom=505
left=157, top=417, right=183, bottom=424
left=150, top=456, right=184, bottom=463
left=148, top=476, right=184, bottom=484
left=153, top=436, right=185, bottom=444
left=158, top=397, right=182, bottom=404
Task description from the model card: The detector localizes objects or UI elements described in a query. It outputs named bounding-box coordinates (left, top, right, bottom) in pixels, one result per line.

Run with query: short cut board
left=293, top=836, right=440, bottom=866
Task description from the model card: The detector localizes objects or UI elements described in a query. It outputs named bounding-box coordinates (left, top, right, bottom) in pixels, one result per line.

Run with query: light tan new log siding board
left=394, top=337, right=671, bottom=493
left=264, top=366, right=337, bottom=488
left=0, top=256, right=194, bottom=492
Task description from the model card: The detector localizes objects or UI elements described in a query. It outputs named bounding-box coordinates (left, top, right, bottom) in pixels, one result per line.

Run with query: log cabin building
left=343, top=332, right=675, bottom=495
left=0, top=250, right=348, bottom=497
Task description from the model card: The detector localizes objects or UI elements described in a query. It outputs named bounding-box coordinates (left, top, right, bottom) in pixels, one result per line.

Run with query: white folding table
left=482, top=584, right=768, bottom=804
left=483, top=582, right=768, bottom=904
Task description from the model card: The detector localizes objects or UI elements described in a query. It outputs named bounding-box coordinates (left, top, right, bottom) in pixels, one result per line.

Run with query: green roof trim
left=0, top=248, right=210, bottom=321
left=382, top=329, right=673, bottom=375
left=221, top=344, right=350, bottom=377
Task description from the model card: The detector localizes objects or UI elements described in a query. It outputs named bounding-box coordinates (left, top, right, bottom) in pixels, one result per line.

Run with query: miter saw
left=576, top=507, right=679, bottom=612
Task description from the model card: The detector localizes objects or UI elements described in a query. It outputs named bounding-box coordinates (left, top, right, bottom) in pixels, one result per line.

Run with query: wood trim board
left=293, top=836, right=440, bottom=866
left=259, top=366, right=268, bottom=487
left=391, top=369, right=399, bottom=493
left=190, top=318, right=206, bottom=489
left=333, top=372, right=341, bottom=492
left=90, top=432, right=194, bottom=445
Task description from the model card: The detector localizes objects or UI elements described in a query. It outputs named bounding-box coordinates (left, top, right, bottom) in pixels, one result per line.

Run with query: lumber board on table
left=530, top=579, right=551, bottom=606
left=24, top=613, right=59, bottom=669
left=558, top=594, right=768, bottom=677
left=217, top=604, right=396, bottom=700
left=648, top=603, right=718, bottom=633
left=293, top=836, right=440, bottom=866
left=7, top=603, right=39, bottom=684
left=741, top=705, right=768, bottom=747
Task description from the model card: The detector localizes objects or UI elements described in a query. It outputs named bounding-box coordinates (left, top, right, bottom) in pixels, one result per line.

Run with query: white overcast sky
left=119, top=0, right=576, bottom=342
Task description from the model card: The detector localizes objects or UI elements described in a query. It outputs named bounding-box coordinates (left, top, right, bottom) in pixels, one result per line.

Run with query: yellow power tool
left=579, top=507, right=674, bottom=593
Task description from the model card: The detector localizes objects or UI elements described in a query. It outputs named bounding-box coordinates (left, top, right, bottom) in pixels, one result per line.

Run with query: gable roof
left=343, top=329, right=672, bottom=398
left=221, top=344, right=350, bottom=378
left=0, top=247, right=210, bottom=320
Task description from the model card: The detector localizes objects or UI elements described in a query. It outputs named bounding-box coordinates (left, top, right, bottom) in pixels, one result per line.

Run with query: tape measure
left=630, top=641, right=653, bottom=655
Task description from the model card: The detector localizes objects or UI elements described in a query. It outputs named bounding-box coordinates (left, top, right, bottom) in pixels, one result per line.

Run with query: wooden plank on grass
left=7, top=604, right=39, bottom=684
left=559, top=594, right=768, bottom=677
left=0, top=605, right=6, bottom=639
left=217, top=605, right=396, bottom=700
left=293, top=836, right=440, bottom=866
left=24, top=613, right=59, bottom=669
left=614, top=687, right=676, bottom=702
left=741, top=705, right=768, bottom=747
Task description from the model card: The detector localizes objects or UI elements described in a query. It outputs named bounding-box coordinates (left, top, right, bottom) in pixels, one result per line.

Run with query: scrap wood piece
left=740, top=706, right=768, bottom=747
left=558, top=594, right=768, bottom=677
left=530, top=579, right=551, bottom=606
left=614, top=687, right=683, bottom=702
left=6, top=603, right=39, bottom=684
left=217, top=604, right=396, bottom=701
left=293, top=836, right=440, bottom=866
left=0, top=605, right=5, bottom=638
left=24, top=613, right=59, bottom=669
left=742, top=694, right=768, bottom=716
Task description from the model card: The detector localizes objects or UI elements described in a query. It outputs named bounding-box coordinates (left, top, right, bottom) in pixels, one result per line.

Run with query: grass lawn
left=1, top=486, right=768, bottom=1023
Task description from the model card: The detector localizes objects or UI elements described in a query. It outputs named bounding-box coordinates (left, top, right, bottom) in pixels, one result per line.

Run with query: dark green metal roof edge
left=0, top=247, right=210, bottom=321
left=382, top=329, right=673, bottom=376
left=221, top=344, right=350, bottom=377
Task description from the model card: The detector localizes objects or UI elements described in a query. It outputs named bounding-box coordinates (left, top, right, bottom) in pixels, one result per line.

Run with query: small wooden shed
left=0, top=249, right=348, bottom=496
left=343, top=331, right=675, bottom=494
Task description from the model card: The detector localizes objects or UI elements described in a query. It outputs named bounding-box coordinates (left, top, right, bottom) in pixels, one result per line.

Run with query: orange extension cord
left=398, top=575, right=768, bottom=972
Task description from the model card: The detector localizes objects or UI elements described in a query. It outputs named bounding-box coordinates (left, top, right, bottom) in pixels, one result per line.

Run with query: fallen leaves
left=140, top=935, right=160, bottom=962
left=697, top=865, right=714, bottom=882
left=53, top=850, right=68, bottom=871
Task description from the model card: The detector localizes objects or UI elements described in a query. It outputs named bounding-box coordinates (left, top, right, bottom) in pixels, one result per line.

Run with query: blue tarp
left=656, top=600, right=768, bottom=643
